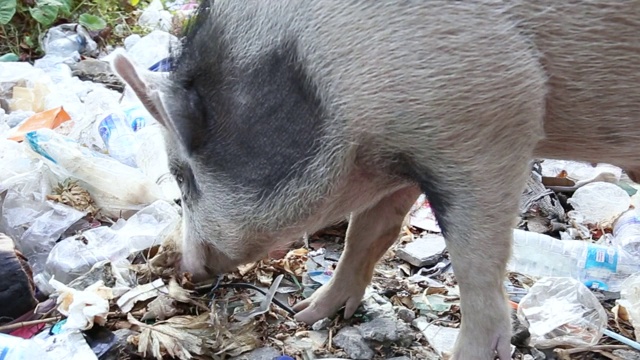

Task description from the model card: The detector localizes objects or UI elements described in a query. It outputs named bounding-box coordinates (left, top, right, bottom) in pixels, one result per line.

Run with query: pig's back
left=299, top=0, right=640, bottom=165
left=512, top=1, right=640, bottom=164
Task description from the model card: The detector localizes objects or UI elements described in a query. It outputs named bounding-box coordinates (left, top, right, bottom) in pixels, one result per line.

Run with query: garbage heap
left=2, top=2, right=640, bottom=359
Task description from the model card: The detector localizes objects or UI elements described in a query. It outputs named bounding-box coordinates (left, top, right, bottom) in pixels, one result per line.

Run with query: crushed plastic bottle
left=98, top=105, right=150, bottom=167
left=0, top=332, right=49, bottom=360
left=508, top=229, right=640, bottom=292
left=98, top=113, right=138, bottom=167
left=613, top=209, right=640, bottom=258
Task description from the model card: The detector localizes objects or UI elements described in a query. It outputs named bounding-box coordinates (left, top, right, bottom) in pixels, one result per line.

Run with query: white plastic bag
left=0, top=140, right=84, bottom=274
left=541, top=160, right=623, bottom=191
left=25, top=128, right=165, bottom=217
left=517, top=277, right=608, bottom=348
left=567, top=182, right=631, bottom=226
left=45, top=200, right=179, bottom=284
left=138, top=0, right=173, bottom=32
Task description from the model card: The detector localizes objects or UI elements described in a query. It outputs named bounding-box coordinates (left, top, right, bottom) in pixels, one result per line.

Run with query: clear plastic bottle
left=613, top=209, right=640, bottom=258
left=98, top=111, right=139, bottom=167
left=0, top=333, right=49, bottom=360
left=508, top=229, right=640, bottom=292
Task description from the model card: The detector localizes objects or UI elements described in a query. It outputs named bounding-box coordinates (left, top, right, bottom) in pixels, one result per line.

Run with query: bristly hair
left=168, top=0, right=217, bottom=78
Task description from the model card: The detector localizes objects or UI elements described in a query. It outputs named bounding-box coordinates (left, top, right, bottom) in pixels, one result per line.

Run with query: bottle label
left=584, top=244, right=618, bottom=272
left=584, top=279, right=609, bottom=290
left=123, top=106, right=147, bottom=131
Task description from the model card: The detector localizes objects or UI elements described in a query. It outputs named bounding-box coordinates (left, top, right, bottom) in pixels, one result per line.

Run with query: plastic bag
left=41, top=23, right=98, bottom=58
left=66, top=86, right=125, bottom=150
left=0, top=62, right=52, bottom=101
left=124, top=30, right=180, bottom=69
left=517, top=277, right=608, bottom=348
left=0, top=111, right=8, bottom=138
left=25, top=128, right=166, bottom=217
left=567, top=182, right=631, bottom=226
left=617, top=274, right=640, bottom=341
left=541, top=160, right=623, bottom=191
left=138, top=0, right=173, bottom=32
left=0, top=140, right=84, bottom=274
left=134, top=124, right=181, bottom=200
left=45, top=200, right=179, bottom=284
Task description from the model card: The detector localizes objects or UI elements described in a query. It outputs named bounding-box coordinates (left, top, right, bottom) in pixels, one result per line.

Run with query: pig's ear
left=111, top=54, right=177, bottom=134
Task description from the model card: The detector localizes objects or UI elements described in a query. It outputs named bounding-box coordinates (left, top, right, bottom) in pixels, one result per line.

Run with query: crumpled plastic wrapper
left=49, top=278, right=113, bottom=331
left=517, top=277, right=608, bottom=348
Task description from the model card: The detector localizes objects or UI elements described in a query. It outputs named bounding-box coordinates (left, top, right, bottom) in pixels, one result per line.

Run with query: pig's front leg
left=294, top=185, right=421, bottom=324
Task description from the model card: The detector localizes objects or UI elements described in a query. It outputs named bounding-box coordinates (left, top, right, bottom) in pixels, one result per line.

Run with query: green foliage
left=78, top=13, right=107, bottom=30
left=0, top=0, right=151, bottom=60
left=0, top=0, right=17, bottom=25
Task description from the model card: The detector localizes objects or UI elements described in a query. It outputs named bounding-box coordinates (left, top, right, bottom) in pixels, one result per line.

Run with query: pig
left=112, top=1, right=640, bottom=359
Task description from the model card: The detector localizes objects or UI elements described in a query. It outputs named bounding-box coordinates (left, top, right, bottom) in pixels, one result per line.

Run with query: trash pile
left=2, top=2, right=640, bottom=360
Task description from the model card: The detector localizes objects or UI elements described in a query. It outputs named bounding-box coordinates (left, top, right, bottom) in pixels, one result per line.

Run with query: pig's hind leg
left=293, top=185, right=421, bottom=324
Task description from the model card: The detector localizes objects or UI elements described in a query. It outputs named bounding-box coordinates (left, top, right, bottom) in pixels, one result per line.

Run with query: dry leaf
left=256, top=269, right=274, bottom=286
left=117, top=278, right=166, bottom=313
left=426, top=287, right=449, bottom=295
left=611, top=303, right=635, bottom=339
left=238, top=262, right=257, bottom=276
left=142, top=295, right=178, bottom=321
left=128, top=313, right=213, bottom=360
left=168, top=277, right=192, bottom=303
left=613, top=303, right=630, bottom=322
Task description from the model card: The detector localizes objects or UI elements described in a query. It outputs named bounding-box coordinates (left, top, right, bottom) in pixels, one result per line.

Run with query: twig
left=0, top=317, right=59, bottom=332
left=555, top=344, right=629, bottom=357
left=592, top=350, right=623, bottom=360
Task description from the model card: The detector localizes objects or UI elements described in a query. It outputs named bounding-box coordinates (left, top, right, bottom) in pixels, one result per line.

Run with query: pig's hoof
left=451, top=327, right=512, bottom=360
left=293, top=278, right=366, bottom=324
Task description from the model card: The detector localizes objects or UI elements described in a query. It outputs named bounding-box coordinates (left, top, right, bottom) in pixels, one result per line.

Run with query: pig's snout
left=178, top=227, right=271, bottom=281
left=178, top=235, right=235, bottom=281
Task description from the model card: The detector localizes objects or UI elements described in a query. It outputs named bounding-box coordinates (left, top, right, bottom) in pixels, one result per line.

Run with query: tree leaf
left=57, top=0, right=73, bottom=16
left=130, top=0, right=140, bottom=6
left=29, top=5, right=59, bottom=26
left=78, top=13, right=107, bottom=31
left=0, top=0, right=17, bottom=25
left=34, top=0, right=72, bottom=16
